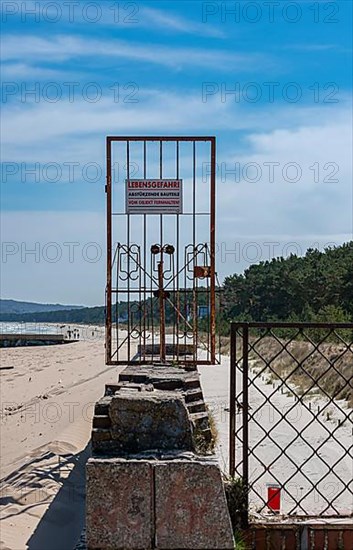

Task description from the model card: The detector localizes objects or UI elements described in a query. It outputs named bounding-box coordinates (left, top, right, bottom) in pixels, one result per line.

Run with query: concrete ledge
left=0, top=333, right=76, bottom=347
left=92, top=365, right=214, bottom=457
left=87, top=364, right=233, bottom=549
left=137, top=344, right=195, bottom=357
left=86, top=456, right=234, bottom=550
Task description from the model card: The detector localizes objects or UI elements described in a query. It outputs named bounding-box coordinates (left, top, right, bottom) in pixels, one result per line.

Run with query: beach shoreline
left=0, top=332, right=120, bottom=550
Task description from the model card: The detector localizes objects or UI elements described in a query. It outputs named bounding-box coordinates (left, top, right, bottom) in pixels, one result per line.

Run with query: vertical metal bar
left=184, top=248, right=187, bottom=352
left=242, top=323, right=249, bottom=528
left=160, top=141, right=163, bottom=249
left=229, top=323, right=236, bottom=477
left=192, top=141, right=196, bottom=248
left=176, top=141, right=180, bottom=361
left=171, top=259, right=175, bottom=359
left=143, top=140, right=147, bottom=362
left=207, top=253, right=211, bottom=362
left=217, top=279, right=222, bottom=364
left=138, top=245, right=142, bottom=362
left=105, top=137, right=112, bottom=364
left=210, top=137, right=216, bottom=363
left=172, top=252, right=176, bottom=359
left=127, top=141, right=131, bottom=362
left=192, top=141, right=197, bottom=364
left=116, top=246, right=120, bottom=362
left=150, top=249, right=155, bottom=363
left=137, top=145, right=143, bottom=360
left=159, top=140, right=164, bottom=363
left=158, top=261, right=166, bottom=362
left=170, top=140, right=175, bottom=359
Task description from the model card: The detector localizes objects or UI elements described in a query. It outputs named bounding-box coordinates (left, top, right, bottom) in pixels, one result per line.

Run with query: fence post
left=229, top=323, right=236, bottom=477
left=242, top=324, right=249, bottom=528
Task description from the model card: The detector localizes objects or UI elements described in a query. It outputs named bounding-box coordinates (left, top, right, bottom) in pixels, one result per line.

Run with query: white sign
left=126, top=179, right=183, bottom=214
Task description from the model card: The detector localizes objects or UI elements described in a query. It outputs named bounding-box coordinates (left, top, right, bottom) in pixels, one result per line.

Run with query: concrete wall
left=86, top=364, right=235, bottom=550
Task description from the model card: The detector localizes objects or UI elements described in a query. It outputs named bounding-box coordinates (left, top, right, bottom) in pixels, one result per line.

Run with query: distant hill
left=0, top=299, right=85, bottom=315
left=0, top=305, right=105, bottom=324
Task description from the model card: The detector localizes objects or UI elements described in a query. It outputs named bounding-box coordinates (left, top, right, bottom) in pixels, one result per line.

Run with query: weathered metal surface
left=105, top=136, right=217, bottom=366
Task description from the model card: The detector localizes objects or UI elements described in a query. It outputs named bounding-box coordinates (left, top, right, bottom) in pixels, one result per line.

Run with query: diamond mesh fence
left=229, top=322, right=353, bottom=524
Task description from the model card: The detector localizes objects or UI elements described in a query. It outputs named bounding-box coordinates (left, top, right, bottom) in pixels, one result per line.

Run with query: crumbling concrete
left=86, top=364, right=234, bottom=550
left=109, top=389, right=194, bottom=454
left=92, top=366, right=213, bottom=456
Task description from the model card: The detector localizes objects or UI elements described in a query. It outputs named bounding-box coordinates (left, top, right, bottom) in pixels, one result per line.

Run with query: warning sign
left=126, top=179, right=183, bottom=214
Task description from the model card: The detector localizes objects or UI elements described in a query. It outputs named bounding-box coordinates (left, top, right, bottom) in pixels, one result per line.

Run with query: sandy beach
left=0, top=329, right=121, bottom=550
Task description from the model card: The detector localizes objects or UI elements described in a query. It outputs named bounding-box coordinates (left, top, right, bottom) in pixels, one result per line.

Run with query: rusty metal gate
left=229, top=322, right=353, bottom=526
left=105, top=136, right=216, bottom=366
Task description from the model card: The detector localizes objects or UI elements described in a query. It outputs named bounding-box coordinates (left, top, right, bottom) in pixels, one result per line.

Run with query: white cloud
left=286, top=44, right=340, bottom=52
left=2, top=88, right=351, bottom=154
left=142, top=7, right=225, bottom=38
left=1, top=33, right=272, bottom=71
left=2, top=108, right=352, bottom=302
left=1, top=76, right=351, bottom=291
left=0, top=62, right=84, bottom=80
left=216, top=113, right=353, bottom=271
left=1, top=92, right=232, bottom=150
left=285, top=44, right=352, bottom=55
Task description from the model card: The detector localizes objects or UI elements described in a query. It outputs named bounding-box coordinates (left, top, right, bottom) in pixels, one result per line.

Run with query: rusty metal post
left=158, top=260, right=166, bottom=362
left=229, top=322, right=236, bottom=478
left=242, top=324, right=249, bottom=528
left=210, top=137, right=216, bottom=364
left=105, top=137, right=112, bottom=365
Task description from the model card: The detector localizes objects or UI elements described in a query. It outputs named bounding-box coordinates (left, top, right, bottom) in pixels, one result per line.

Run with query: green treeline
left=220, top=242, right=353, bottom=331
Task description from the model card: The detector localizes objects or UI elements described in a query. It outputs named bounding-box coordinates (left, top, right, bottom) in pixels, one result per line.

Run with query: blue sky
left=1, top=0, right=352, bottom=305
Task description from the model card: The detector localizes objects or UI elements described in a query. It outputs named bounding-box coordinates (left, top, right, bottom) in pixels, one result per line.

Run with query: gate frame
left=105, top=136, right=216, bottom=366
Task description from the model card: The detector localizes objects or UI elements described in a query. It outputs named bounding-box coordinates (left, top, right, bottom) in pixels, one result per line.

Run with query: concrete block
left=86, top=458, right=152, bottom=550
left=109, top=390, right=194, bottom=454
left=155, top=459, right=234, bottom=549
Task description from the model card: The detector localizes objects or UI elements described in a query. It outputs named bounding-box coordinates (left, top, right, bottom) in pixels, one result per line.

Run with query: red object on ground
left=267, top=484, right=281, bottom=513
